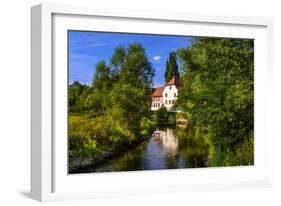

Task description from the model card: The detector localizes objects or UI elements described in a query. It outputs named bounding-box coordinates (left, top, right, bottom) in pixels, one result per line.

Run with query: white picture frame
left=31, top=3, right=274, bottom=202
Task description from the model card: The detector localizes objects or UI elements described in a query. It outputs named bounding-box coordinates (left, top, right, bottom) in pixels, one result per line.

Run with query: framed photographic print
left=31, top=3, right=274, bottom=201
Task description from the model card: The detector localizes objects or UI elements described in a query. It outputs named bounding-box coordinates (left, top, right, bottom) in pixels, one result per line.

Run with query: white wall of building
left=162, top=85, right=178, bottom=111
left=151, top=96, right=163, bottom=111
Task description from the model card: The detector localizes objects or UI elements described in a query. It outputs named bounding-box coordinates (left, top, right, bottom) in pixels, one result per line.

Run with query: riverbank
left=72, top=126, right=211, bottom=173
left=68, top=113, right=157, bottom=173
left=69, top=112, right=189, bottom=173
left=69, top=135, right=151, bottom=173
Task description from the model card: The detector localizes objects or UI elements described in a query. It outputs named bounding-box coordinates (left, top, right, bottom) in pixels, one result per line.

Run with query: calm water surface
left=81, top=126, right=210, bottom=173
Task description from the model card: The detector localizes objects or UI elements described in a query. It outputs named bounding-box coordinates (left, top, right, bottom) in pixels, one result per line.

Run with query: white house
left=151, top=76, right=180, bottom=111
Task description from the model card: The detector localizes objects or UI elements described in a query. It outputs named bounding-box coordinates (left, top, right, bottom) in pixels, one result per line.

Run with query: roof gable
left=152, top=86, right=164, bottom=97
left=166, top=76, right=180, bottom=88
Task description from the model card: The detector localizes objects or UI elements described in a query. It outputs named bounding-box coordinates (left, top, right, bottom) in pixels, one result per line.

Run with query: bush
left=155, top=106, right=169, bottom=124
left=69, top=115, right=102, bottom=158
left=69, top=114, right=140, bottom=159
left=209, top=131, right=254, bottom=166
left=140, top=117, right=156, bottom=136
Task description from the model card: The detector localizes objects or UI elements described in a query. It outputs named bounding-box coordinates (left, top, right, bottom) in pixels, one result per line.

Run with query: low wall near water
left=176, top=118, right=188, bottom=126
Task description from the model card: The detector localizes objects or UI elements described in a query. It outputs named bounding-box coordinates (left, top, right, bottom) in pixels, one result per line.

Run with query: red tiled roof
left=152, top=86, right=164, bottom=97
left=166, top=76, right=180, bottom=88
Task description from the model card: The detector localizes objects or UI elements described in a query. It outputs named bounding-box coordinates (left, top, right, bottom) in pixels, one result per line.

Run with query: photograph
left=67, top=31, right=254, bottom=174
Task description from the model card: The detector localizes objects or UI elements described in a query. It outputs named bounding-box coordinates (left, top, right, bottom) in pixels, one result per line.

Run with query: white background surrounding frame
left=31, top=3, right=273, bottom=201
left=1, top=0, right=281, bottom=205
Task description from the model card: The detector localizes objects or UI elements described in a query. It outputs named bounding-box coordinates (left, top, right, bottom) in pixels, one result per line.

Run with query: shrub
left=69, top=114, right=138, bottom=159
left=209, top=131, right=254, bottom=166
left=155, top=106, right=169, bottom=124
left=140, top=117, right=156, bottom=136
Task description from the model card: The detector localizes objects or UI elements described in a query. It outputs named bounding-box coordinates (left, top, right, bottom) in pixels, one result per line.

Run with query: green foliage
left=140, top=117, right=156, bottom=136
left=83, top=60, right=112, bottom=115
left=68, top=81, right=90, bottom=113
left=177, top=38, right=254, bottom=164
left=68, top=115, right=102, bottom=158
left=69, top=114, right=138, bottom=159
left=154, top=106, right=176, bottom=126
left=210, top=132, right=254, bottom=166
left=69, top=43, right=155, bottom=161
left=110, top=45, right=126, bottom=74
left=110, top=43, right=154, bottom=135
left=164, top=51, right=179, bottom=82
left=155, top=106, right=168, bottom=124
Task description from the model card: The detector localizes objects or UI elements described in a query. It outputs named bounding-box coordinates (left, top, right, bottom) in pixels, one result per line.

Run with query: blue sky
left=68, top=31, right=192, bottom=87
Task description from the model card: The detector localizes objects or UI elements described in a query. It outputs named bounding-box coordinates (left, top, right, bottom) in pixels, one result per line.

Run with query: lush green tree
left=77, top=43, right=155, bottom=141
left=92, top=60, right=111, bottom=88
left=177, top=38, right=254, bottom=164
left=108, top=43, right=155, bottom=138
left=84, top=60, right=111, bottom=115
left=110, top=45, right=126, bottom=77
left=164, top=51, right=179, bottom=82
left=69, top=43, right=155, bottom=166
left=68, top=81, right=90, bottom=113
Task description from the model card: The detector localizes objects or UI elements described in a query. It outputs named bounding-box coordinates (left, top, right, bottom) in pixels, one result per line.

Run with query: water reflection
left=82, top=126, right=210, bottom=173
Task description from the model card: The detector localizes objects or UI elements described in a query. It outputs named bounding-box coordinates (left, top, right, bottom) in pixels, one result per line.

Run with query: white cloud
left=153, top=55, right=161, bottom=61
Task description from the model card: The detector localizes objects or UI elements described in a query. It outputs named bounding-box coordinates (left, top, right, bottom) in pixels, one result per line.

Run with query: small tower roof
left=166, top=76, right=180, bottom=88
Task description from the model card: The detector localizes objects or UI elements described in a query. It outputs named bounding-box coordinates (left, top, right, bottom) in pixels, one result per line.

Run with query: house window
left=165, top=100, right=167, bottom=104
left=174, top=93, right=177, bottom=97
left=169, top=86, right=172, bottom=90
left=165, top=93, right=167, bottom=97
left=169, top=100, right=171, bottom=104
left=158, top=103, right=160, bottom=107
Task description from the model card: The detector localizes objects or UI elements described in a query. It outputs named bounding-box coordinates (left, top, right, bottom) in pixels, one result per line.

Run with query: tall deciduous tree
left=84, top=60, right=111, bottom=115
left=109, top=43, right=155, bottom=137
left=81, top=43, right=155, bottom=140
left=110, top=45, right=126, bottom=75
left=177, top=38, right=254, bottom=164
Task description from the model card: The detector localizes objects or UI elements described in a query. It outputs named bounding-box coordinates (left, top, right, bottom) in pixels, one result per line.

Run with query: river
left=79, top=126, right=210, bottom=173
